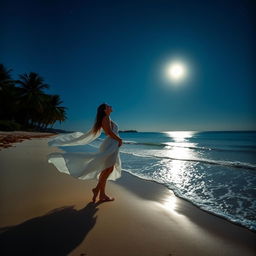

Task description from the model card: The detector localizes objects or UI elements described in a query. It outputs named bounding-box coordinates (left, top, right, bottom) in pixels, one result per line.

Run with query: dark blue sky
left=1, top=0, right=255, bottom=131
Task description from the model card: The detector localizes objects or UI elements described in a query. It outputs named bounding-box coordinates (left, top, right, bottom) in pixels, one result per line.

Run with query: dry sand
left=0, top=136, right=255, bottom=255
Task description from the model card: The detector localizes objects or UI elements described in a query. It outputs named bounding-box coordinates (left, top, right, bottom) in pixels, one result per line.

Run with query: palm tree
left=0, top=64, right=14, bottom=90
left=37, top=94, right=67, bottom=129
left=16, top=72, right=49, bottom=127
left=0, top=64, right=19, bottom=120
left=0, top=65, right=68, bottom=131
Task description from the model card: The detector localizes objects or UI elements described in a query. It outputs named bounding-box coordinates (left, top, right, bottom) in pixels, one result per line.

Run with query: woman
left=47, top=103, right=123, bottom=203
left=91, top=103, right=122, bottom=202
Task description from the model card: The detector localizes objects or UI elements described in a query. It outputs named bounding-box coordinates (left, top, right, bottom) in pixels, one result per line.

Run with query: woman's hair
left=92, top=103, right=107, bottom=134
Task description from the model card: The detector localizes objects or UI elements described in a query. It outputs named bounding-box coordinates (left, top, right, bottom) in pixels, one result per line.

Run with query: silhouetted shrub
left=0, top=120, right=22, bottom=131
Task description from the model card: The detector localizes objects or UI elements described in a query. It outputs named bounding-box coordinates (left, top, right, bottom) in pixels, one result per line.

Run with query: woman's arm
left=102, top=116, right=122, bottom=146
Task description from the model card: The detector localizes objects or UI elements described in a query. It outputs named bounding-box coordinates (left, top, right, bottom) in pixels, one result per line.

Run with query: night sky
left=1, top=0, right=255, bottom=132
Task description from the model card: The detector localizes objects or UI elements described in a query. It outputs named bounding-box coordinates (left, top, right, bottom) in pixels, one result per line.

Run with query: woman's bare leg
left=99, top=166, right=114, bottom=200
left=92, top=171, right=104, bottom=202
left=92, top=166, right=114, bottom=202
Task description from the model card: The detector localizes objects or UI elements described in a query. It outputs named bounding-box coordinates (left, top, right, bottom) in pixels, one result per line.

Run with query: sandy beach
left=0, top=135, right=255, bottom=256
left=0, top=131, right=56, bottom=150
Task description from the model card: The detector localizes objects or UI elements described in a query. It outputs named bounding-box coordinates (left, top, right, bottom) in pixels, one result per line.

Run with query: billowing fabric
left=47, top=121, right=122, bottom=181
left=48, top=128, right=102, bottom=147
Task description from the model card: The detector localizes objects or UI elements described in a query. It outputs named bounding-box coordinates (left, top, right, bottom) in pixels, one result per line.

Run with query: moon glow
left=165, top=61, right=187, bottom=82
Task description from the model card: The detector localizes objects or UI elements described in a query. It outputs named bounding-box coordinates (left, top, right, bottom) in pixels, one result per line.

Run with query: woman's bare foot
left=99, top=194, right=115, bottom=202
left=92, top=188, right=99, bottom=203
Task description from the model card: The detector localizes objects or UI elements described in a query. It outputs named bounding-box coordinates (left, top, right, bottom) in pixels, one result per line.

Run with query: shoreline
left=120, top=170, right=256, bottom=233
left=0, top=136, right=255, bottom=255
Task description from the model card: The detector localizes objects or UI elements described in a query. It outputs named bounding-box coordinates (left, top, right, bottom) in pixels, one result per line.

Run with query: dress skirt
left=47, top=122, right=122, bottom=181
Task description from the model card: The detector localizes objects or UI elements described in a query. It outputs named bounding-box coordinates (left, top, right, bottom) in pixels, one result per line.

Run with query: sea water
left=62, top=130, right=256, bottom=231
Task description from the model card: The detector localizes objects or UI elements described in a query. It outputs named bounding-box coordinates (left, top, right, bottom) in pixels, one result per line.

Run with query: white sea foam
left=118, top=150, right=256, bottom=171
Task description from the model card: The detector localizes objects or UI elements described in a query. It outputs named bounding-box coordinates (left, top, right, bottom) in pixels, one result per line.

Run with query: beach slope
left=0, top=136, right=255, bottom=255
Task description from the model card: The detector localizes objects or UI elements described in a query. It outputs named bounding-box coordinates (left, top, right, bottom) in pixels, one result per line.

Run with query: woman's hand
left=118, top=138, right=123, bottom=147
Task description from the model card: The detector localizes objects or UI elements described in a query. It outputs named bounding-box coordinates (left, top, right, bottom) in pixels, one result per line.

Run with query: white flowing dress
left=47, top=121, right=122, bottom=181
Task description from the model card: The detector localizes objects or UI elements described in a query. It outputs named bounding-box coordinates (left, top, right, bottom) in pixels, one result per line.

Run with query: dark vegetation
left=0, top=64, right=67, bottom=131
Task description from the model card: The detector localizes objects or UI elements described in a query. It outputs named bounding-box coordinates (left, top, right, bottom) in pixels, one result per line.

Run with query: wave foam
left=119, top=150, right=256, bottom=171
left=123, top=140, right=256, bottom=153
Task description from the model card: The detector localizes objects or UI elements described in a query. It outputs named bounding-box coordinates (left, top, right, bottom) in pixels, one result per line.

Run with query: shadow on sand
left=0, top=201, right=103, bottom=255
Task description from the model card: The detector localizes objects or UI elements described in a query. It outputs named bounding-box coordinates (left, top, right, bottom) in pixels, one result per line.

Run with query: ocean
left=61, top=130, right=256, bottom=232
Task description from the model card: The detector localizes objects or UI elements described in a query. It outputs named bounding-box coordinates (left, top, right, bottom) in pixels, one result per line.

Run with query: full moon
left=165, top=62, right=187, bottom=82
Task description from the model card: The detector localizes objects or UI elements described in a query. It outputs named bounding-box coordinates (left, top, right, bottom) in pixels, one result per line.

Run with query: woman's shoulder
left=102, top=116, right=115, bottom=123
left=101, top=116, right=112, bottom=128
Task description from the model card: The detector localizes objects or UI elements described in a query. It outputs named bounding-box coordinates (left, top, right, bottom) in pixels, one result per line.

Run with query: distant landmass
left=42, top=128, right=139, bottom=134
left=119, top=130, right=138, bottom=133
